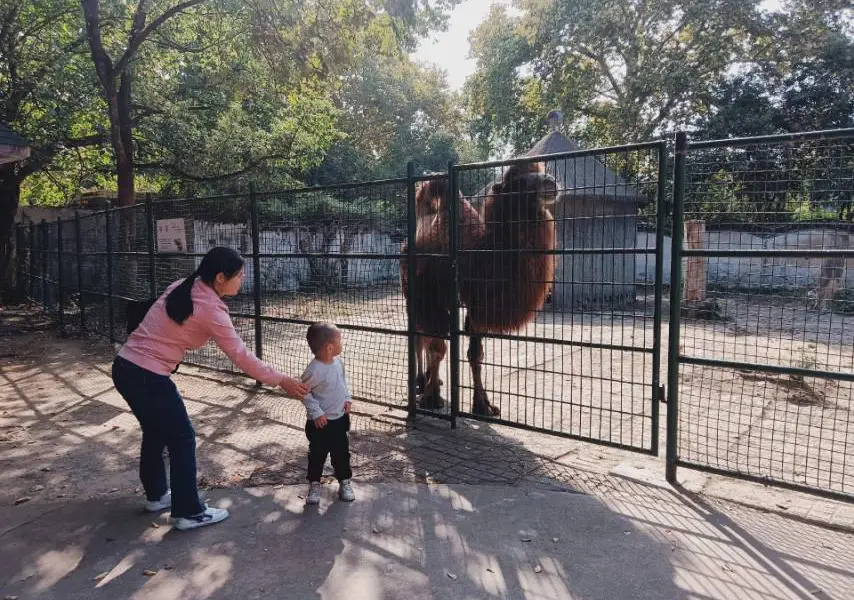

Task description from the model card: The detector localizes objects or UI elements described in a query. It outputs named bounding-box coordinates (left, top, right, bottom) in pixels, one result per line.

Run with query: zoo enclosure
left=14, top=127, right=854, bottom=502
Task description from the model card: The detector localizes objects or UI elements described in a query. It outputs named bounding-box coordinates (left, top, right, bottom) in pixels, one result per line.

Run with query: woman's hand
left=279, top=376, right=309, bottom=398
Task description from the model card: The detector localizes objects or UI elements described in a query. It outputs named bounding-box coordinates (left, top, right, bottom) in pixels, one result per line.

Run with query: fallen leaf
left=534, top=565, right=543, bottom=574
left=143, top=569, right=157, bottom=577
left=809, top=589, right=822, bottom=595
left=109, top=488, right=119, bottom=493
left=94, top=572, right=109, bottom=581
left=32, top=485, right=44, bottom=492
left=40, top=467, right=51, bottom=472
left=14, top=496, right=31, bottom=506
left=486, top=567, right=495, bottom=573
left=151, top=522, right=160, bottom=529
left=446, top=572, right=457, bottom=581
left=721, top=564, right=734, bottom=573
left=5, top=595, right=20, bottom=600
left=371, top=525, right=380, bottom=534
left=520, top=537, right=532, bottom=542
left=776, top=504, right=789, bottom=511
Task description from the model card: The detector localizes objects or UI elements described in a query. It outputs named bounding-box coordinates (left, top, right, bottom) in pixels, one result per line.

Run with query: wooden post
left=683, top=219, right=707, bottom=302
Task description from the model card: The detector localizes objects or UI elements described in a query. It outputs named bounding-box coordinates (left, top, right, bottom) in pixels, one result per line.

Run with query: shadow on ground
left=1, top=305, right=852, bottom=599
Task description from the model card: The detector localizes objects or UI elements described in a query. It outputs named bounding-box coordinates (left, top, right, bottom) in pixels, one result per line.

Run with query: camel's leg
left=415, top=335, right=427, bottom=393
left=418, top=336, right=446, bottom=409
left=466, top=317, right=500, bottom=416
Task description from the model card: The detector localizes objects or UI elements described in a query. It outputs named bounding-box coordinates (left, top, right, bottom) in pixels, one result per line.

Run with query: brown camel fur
left=400, top=163, right=557, bottom=415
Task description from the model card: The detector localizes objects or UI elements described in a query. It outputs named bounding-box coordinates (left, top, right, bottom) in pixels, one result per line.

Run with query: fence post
left=57, top=217, right=65, bottom=335
left=28, top=222, right=34, bottom=300
left=15, top=224, right=24, bottom=298
left=666, top=131, right=688, bottom=484
left=40, top=219, right=48, bottom=308
left=249, top=184, right=263, bottom=379
left=406, top=162, right=418, bottom=420
left=146, top=193, right=157, bottom=298
left=651, top=141, right=668, bottom=455
left=447, top=162, right=460, bottom=429
left=75, top=212, right=85, bottom=332
left=105, top=205, right=115, bottom=343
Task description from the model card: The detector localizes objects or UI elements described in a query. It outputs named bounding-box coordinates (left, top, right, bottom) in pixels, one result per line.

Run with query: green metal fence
left=667, top=128, right=854, bottom=502
left=14, top=128, right=854, bottom=501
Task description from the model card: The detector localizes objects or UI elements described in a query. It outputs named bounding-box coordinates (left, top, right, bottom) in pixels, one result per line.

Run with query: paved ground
left=2, top=305, right=854, bottom=599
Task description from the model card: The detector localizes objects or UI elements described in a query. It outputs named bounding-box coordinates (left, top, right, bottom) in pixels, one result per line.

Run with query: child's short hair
left=306, top=321, right=340, bottom=355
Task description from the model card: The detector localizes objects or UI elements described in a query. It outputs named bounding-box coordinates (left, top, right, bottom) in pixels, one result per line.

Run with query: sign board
left=156, top=218, right=188, bottom=253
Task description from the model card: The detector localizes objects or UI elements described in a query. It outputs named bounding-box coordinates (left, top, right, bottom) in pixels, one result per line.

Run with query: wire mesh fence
left=451, top=143, right=666, bottom=451
left=669, top=129, right=854, bottom=500
left=13, top=128, right=854, bottom=502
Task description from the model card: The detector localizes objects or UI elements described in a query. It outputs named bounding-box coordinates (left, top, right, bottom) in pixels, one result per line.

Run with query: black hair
left=306, top=321, right=340, bottom=355
left=165, top=246, right=244, bottom=325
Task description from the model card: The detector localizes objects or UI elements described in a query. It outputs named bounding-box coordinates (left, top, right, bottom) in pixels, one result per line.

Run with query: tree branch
left=137, top=139, right=299, bottom=182
left=113, top=0, right=207, bottom=76
left=576, top=45, right=624, bottom=102
left=62, top=135, right=109, bottom=149
left=81, top=0, right=114, bottom=90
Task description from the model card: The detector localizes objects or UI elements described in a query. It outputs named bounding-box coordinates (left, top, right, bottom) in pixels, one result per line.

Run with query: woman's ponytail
left=165, top=247, right=244, bottom=325
left=166, top=270, right=199, bottom=325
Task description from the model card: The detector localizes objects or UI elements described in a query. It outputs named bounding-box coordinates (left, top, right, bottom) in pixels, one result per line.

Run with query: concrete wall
left=635, top=228, right=854, bottom=289
left=192, top=221, right=401, bottom=292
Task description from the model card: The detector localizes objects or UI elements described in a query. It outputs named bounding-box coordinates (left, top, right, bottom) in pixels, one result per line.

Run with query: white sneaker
left=305, top=482, right=322, bottom=505
left=172, top=505, right=229, bottom=531
left=338, top=479, right=355, bottom=502
left=144, top=490, right=171, bottom=512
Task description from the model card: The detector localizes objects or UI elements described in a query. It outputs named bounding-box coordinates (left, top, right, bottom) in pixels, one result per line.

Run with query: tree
left=81, top=0, right=209, bottom=207
left=465, top=0, right=768, bottom=153
left=0, top=0, right=103, bottom=292
left=81, top=0, right=463, bottom=205
left=306, top=54, right=471, bottom=183
left=690, top=18, right=854, bottom=225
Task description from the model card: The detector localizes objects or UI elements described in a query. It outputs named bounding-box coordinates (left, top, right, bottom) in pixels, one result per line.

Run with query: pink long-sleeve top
left=118, top=278, right=284, bottom=386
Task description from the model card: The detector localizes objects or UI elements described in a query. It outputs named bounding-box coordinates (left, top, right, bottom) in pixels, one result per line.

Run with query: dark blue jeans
left=111, top=356, right=204, bottom=518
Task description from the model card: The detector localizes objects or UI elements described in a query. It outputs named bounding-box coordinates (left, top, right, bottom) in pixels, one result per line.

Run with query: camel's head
left=486, top=162, right=558, bottom=217
left=415, top=177, right=464, bottom=218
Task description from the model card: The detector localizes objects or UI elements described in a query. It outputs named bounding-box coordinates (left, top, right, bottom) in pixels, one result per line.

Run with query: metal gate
left=434, top=142, right=668, bottom=453
left=667, top=129, right=854, bottom=501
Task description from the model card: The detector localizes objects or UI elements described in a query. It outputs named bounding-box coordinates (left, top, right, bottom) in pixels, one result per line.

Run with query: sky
left=410, top=0, right=784, bottom=92
left=410, top=0, right=515, bottom=91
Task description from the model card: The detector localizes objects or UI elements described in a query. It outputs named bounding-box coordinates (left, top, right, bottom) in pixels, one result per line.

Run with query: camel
left=401, top=162, right=557, bottom=416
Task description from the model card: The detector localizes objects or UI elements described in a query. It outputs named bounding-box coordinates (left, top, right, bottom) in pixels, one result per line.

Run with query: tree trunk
left=116, top=71, right=135, bottom=207
left=105, top=86, right=135, bottom=208
left=0, top=165, right=22, bottom=299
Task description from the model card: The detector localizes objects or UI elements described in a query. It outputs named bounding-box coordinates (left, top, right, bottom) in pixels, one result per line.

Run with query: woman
left=112, top=246, right=308, bottom=531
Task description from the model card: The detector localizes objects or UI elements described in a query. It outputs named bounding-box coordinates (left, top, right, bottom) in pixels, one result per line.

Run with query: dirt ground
left=182, top=287, right=854, bottom=498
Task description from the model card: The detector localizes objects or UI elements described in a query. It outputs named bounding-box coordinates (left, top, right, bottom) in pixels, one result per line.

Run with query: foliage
left=465, top=0, right=768, bottom=154
left=304, top=53, right=477, bottom=184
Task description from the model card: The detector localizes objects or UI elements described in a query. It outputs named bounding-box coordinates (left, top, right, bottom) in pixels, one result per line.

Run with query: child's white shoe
left=338, top=479, right=355, bottom=502
left=305, top=481, right=322, bottom=505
